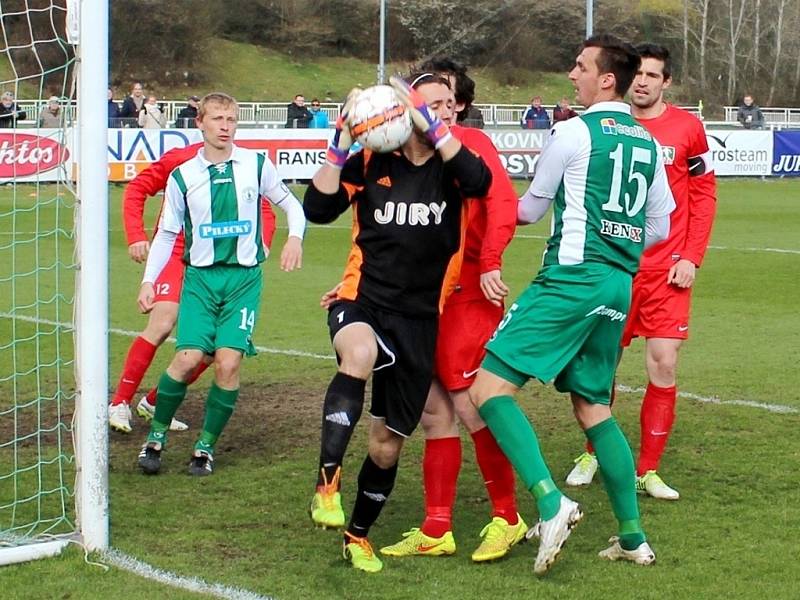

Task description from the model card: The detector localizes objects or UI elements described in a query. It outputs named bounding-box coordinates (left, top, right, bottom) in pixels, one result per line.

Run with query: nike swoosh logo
left=649, top=431, right=669, bottom=436
left=462, top=368, right=480, bottom=379
left=678, top=325, right=689, bottom=332
left=417, top=543, right=445, bottom=552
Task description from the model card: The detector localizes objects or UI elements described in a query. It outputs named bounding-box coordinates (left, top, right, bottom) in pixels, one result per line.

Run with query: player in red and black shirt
left=378, top=59, right=526, bottom=562
left=303, top=74, right=491, bottom=572
left=566, top=44, right=716, bottom=500
left=109, top=142, right=276, bottom=434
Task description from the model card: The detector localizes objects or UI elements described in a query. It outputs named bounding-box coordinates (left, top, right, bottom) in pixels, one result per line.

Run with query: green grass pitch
left=2, top=179, right=799, bottom=599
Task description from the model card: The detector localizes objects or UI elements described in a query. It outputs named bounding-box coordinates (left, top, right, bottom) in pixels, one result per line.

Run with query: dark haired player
left=566, top=43, right=716, bottom=501
left=469, top=34, right=674, bottom=575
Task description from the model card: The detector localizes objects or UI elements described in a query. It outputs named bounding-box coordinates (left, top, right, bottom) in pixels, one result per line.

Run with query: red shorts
left=152, top=253, right=185, bottom=303
left=435, top=298, right=504, bottom=392
left=621, top=269, right=692, bottom=347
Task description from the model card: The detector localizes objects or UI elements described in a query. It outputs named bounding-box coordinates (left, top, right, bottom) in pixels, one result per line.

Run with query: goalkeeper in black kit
left=303, top=73, right=491, bottom=573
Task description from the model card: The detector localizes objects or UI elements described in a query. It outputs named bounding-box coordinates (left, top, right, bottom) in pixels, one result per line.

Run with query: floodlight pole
left=586, top=0, right=593, bottom=37
left=378, top=0, right=386, bottom=84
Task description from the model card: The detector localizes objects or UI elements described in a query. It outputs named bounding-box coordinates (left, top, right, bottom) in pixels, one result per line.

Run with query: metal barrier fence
left=723, top=106, right=800, bottom=126
left=13, top=99, right=705, bottom=129
left=9, top=98, right=800, bottom=129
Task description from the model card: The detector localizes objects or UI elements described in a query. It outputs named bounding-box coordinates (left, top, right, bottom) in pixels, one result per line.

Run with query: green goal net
left=0, top=0, right=107, bottom=565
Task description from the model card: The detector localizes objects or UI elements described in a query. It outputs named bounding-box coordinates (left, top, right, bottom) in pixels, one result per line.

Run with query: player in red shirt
left=340, top=59, right=525, bottom=561
left=109, top=141, right=277, bottom=433
left=565, top=43, right=716, bottom=500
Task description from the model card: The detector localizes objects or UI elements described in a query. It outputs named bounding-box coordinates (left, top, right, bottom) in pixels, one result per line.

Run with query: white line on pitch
left=0, top=312, right=335, bottom=360
left=103, top=549, right=273, bottom=600
left=615, top=385, right=797, bottom=415
left=706, top=244, right=800, bottom=255
left=1, top=312, right=795, bottom=415
left=289, top=225, right=800, bottom=255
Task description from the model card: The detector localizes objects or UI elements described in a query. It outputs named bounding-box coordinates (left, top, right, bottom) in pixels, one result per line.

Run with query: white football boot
left=565, top=452, right=598, bottom=487
left=636, top=471, right=680, bottom=500
left=598, top=536, right=656, bottom=565
left=527, top=496, right=584, bottom=575
left=136, top=396, right=189, bottom=432
left=108, top=403, right=132, bottom=433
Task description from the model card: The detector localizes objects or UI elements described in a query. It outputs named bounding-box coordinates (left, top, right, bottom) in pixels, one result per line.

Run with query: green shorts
left=483, top=263, right=631, bottom=404
left=175, top=264, right=262, bottom=356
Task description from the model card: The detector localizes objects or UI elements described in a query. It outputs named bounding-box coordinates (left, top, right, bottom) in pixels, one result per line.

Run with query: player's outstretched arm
left=279, top=236, right=303, bottom=272
left=671, top=150, right=716, bottom=288
left=389, top=75, right=461, bottom=161
left=681, top=121, right=718, bottom=270
left=519, top=121, right=577, bottom=224
left=388, top=80, right=494, bottom=197
left=668, top=259, right=695, bottom=288
left=458, top=130, right=516, bottom=305
left=257, top=153, right=306, bottom=272
left=320, top=282, right=343, bottom=309
left=517, top=188, right=553, bottom=225
left=314, top=88, right=360, bottom=193
left=305, top=90, right=365, bottom=224
left=139, top=173, right=186, bottom=310
left=479, top=270, right=509, bottom=307
left=139, top=228, right=177, bottom=313
left=128, top=240, right=150, bottom=264
left=136, top=283, right=155, bottom=314
left=262, top=182, right=305, bottom=272
left=124, top=168, right=160, bottom=261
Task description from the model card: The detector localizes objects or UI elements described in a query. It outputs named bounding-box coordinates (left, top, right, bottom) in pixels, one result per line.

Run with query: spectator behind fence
left=138, top=95, right=166, bottom=129
left=120, top=82, right=146, bottom=127
left=285, top=94, right=312, bottom=128
left=553, top=96, right=579, bottom=122
left=174, top=95, right=199, bottom=128
left=463, top=104, right=485, bottom=129
left=308, top=99, right=329, bottom=128
left=0, top=91, right=27, bottom=127
left=108, top=88, right=121, bottom=127
left=39, top=96, right=62, bottom=128
left=522, top=95, right=550, bottom=129
left=737, top=94, right=764, bottom=129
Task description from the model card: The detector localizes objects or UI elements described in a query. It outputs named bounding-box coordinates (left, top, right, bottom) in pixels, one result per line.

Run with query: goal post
left=0, top=0, right=109, bottom=566
left=74, top=0, right=109, bottom=555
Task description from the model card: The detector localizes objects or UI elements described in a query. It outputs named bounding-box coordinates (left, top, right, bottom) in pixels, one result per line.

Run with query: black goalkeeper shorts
left=327, top=300, right=437, bottom=437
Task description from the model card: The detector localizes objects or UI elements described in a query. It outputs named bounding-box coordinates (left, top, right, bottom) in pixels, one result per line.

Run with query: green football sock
left=585, top=417, right=646, bottom=550
left=196, top=383, right=238, bottom=454
left=478, top=395, right=563, bottom=520
left=150, top=372, right=188, bottom=447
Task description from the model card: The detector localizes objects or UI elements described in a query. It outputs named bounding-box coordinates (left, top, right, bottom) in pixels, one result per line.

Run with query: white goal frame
left=0, top=0, right=109, bottom=566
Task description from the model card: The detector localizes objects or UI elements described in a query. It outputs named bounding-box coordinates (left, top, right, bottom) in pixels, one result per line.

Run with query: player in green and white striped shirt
left=469, top=35, right=675, bottom=575
left=136, top=92, right=306, bottom=476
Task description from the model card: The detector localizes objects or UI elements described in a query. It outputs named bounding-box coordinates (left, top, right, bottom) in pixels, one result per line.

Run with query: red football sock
left=186, top=360, right=211, bottom=385
left=420, top=437, right=461, bottom=538
left=145, top=385, right=157, bottom=405
left=637, top=382, right=677, bottom=475
left=145, top=360, right=210, bottom=405
left=471, top=427, right=518, bottom=525
left=111, top=337, right=157, bottom=406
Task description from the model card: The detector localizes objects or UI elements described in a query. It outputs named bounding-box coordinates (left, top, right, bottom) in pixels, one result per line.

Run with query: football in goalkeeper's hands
left=349, top=85, right=413, bottom=153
